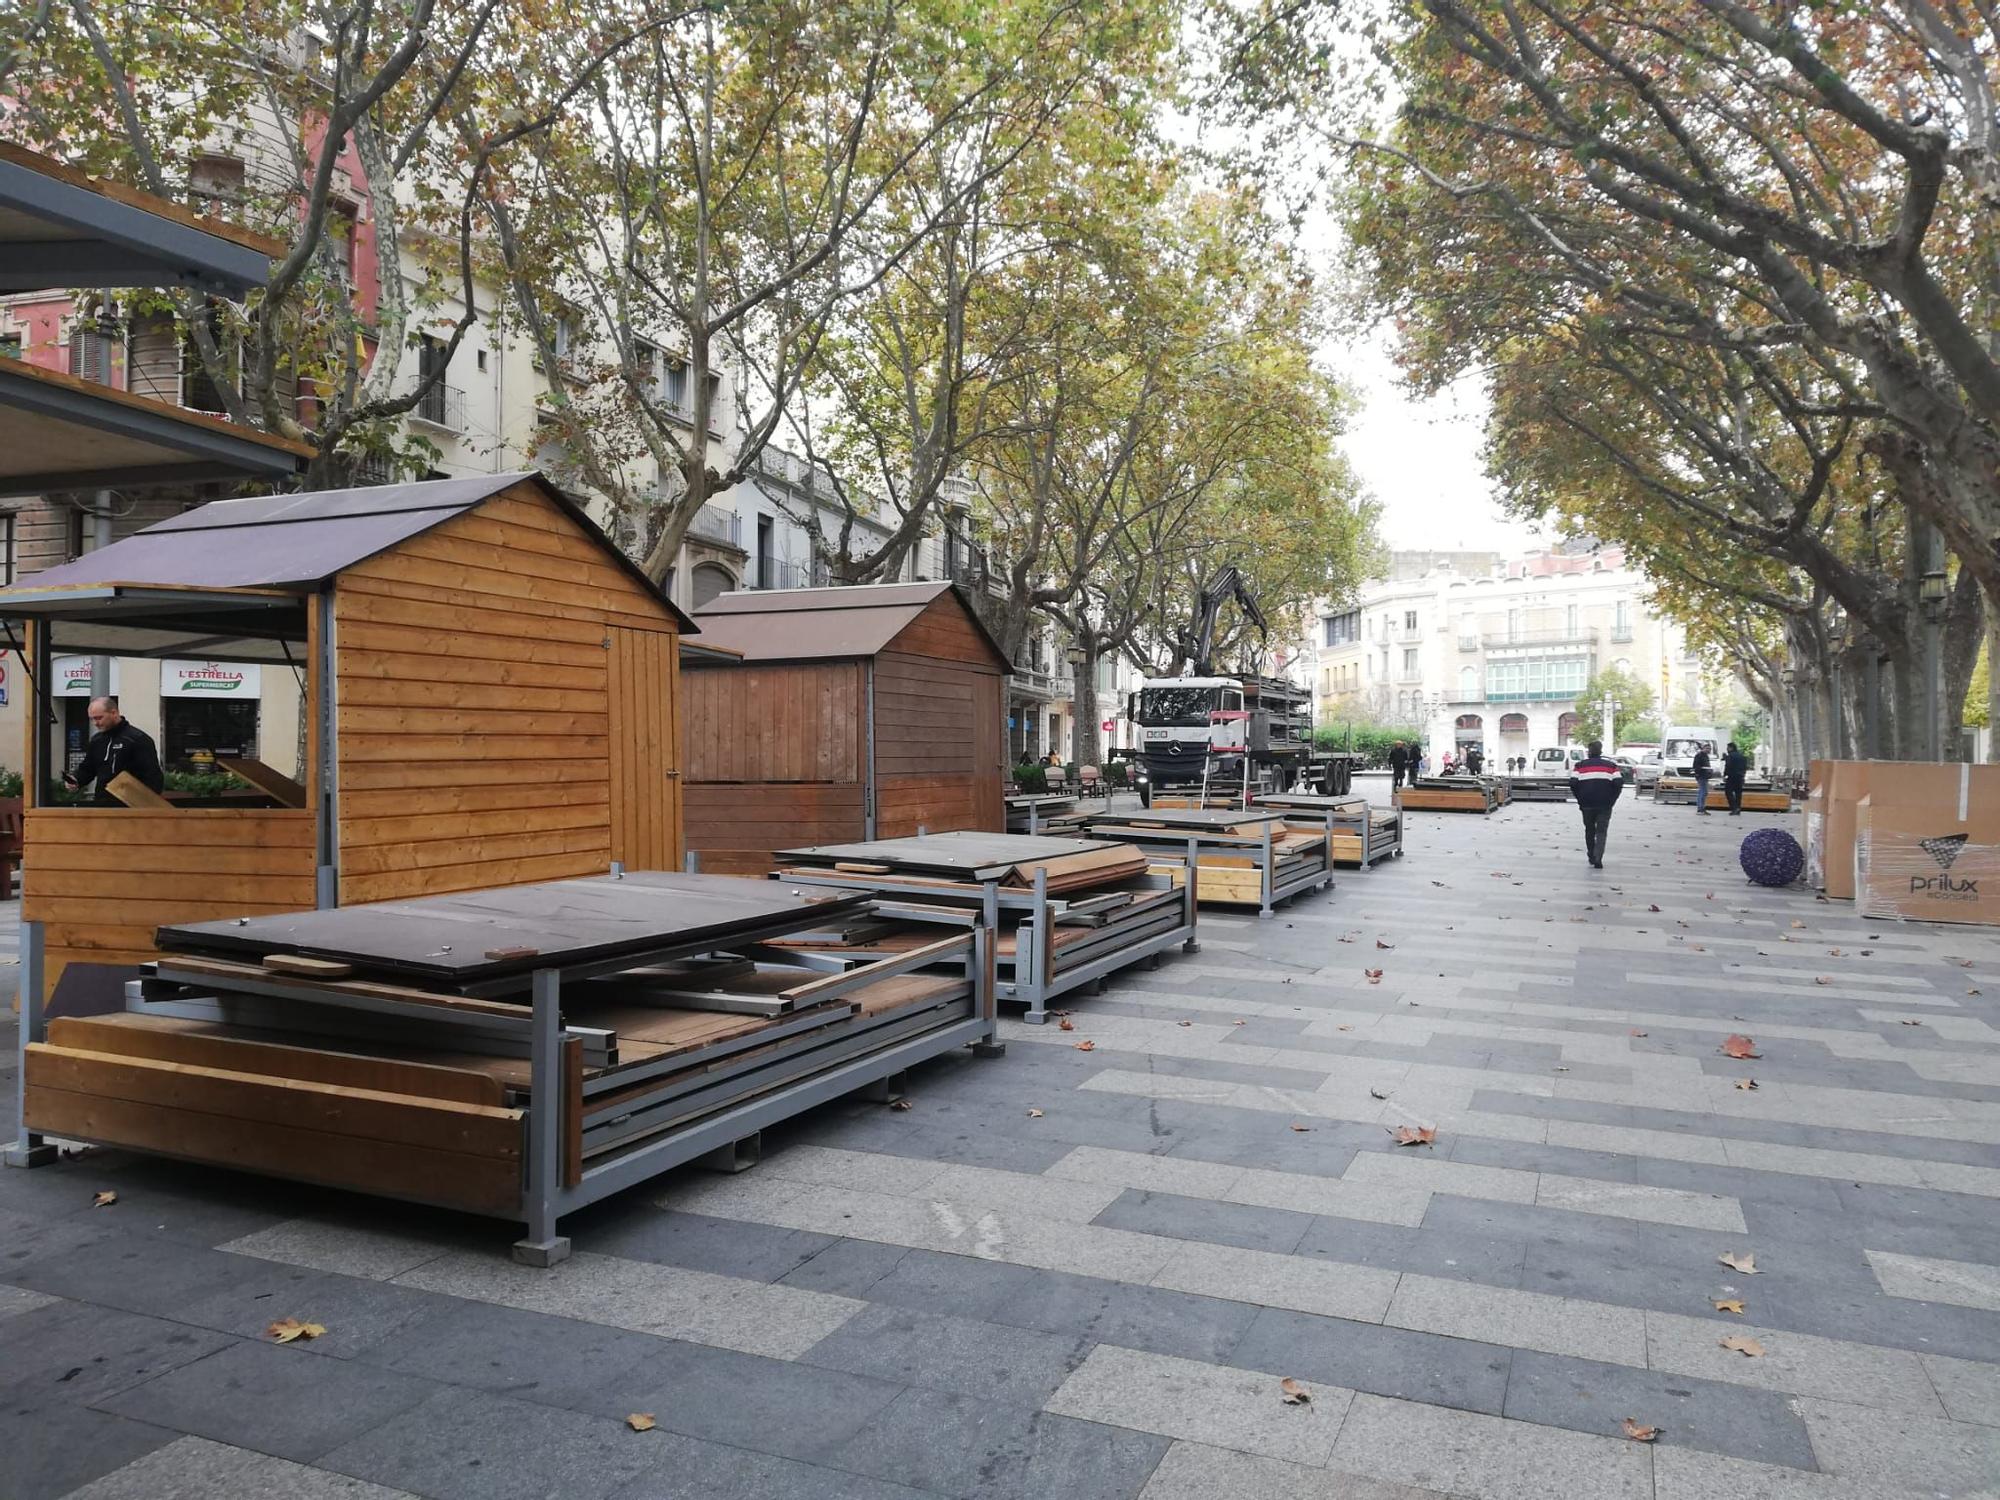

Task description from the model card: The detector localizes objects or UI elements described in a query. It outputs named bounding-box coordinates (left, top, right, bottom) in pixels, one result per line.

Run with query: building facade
left=1317, top=546, right=1689, bottom=763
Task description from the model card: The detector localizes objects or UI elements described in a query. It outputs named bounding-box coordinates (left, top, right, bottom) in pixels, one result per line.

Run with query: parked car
left=1633, top=750, right=1665, bottom=788
left=1611, top=755, right=1638, bottom=784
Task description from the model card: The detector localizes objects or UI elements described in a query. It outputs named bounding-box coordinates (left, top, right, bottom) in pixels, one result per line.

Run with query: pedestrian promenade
left=5, top=793, right=1999, bottom=1499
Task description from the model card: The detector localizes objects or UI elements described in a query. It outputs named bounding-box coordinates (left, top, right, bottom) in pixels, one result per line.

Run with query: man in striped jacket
left=1569, top=740, right=1624, bottom=869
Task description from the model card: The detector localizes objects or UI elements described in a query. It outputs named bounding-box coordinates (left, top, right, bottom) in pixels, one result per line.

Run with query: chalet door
left=605, top=626, right=680, bottom=872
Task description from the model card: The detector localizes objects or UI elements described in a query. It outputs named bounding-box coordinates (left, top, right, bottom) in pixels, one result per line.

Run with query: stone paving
left=5, top=788, right=2000, bottom=1498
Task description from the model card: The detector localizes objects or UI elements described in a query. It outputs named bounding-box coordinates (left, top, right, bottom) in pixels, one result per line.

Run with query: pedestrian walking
left=1388, top=739, right=1409, bottom=789
left=1465, top=745, right=1484, bottom=776
left=1722, top=740, right=1748, bottom=816
left=1692, top=743, right=1714, bottom=815
left=1569, top=739, right=1623, bottom=869
left=63, top=696, right=165, bottom=806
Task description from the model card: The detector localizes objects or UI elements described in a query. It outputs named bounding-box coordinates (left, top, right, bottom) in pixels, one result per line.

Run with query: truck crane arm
left=1189, top=565, right=1267, bottom=676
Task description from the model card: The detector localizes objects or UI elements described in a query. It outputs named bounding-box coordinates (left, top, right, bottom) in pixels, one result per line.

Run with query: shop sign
left=161, top=660, right=261, bottom=698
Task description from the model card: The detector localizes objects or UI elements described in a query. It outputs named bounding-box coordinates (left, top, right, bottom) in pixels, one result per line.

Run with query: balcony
left=686, top=504, right=742, bottom=550
left=1610, top=626, right=1634, bottom=642
left=1485, top=688, right=1587, bottom=702
left=1456, top=635, right=1478, bottom=651
left=1483, top=629, right=1596, bottom=649
left=1010, top=664, right=1057, bottom=700
left=410, top=382, right=465, bottom=432
left=750, top=446, right=840, bottom=502
left=751, top=556, right=812, bottom=591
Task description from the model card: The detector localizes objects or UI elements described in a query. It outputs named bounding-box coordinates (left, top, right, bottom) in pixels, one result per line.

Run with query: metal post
left=1031, top=865, right=1050, bottom=1004
left=1182, top=834, right=1201, bottom=954
left=4, top=921, right=55, bottom=1167
left=684, top=850, right=701, bottom=874
left=513, top=967, right=572, bottom=1267
left=1258, top=820, right=1275, bottom=920
left=314, top=592, right=338, bottom=908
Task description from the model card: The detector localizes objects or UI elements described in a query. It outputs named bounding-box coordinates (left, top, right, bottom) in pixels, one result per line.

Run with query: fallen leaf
left=1813, top=976, right=1833, bottom=986
left=1177, top=1020, right=1193, bottom=1028
left=1026, top=1108, right=1044, bottom=1118
left=1233, top=1019, right=1247, bottom=1026
left=1074, top=1040, right=1095, bottom=1052
left=1790, top=920, right=1807, bottom=929
left=1337, top=935, right=1355, bottom=944
left=1629, top=1029, right=1648, bottom=1037
left=1900, top=1019, right=1923, bottom=1026
left=1622, top=1417, right=1661, bottom=1442
left=1713, top=1298, right=1746, bottom=1315
left=91, top=1191, right=116, bottom=1208
left=1279, top=1377, right=1312, bottom=1405
left=1058, top=1018, right=1075, bottom=1031
left=1718, top=1252, right=1760, bottom=1275
left=1721, top=1035, right=1761, bottom=1059
left=889, top=1098, right=914, bottom=1111
left=1336, top=1024, right=1353, bottom=1031
left=1375, top=939, right=1395, bottom=950
left=1720, top=1335, right=1766, bottom=1358
left=1828, top=948, right=1844, bottom=957
left=1736, top=1078, right=1759, bottom=1091
left=1369, top=1088, right=1389, bottom=1100
left=627, top=1413, right=657, bottom=1432
left=1289, top=1123, right=1311, bottom=1132
left=1390, top=1124, right=1437, bottom=1147
left=1648, top=904, right=1662, bottom=913
left=266, top=1318, right=326, bottom=1344
left=1364, top=968, right=1384, bottom=983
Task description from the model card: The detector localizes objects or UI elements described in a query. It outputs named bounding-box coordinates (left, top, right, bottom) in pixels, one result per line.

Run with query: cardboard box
left=1818, top=761, right=1902, bottom=900
left=1801, top=759, right=1831, bottom=888
left=1855, top=763, right=2000, bottom=926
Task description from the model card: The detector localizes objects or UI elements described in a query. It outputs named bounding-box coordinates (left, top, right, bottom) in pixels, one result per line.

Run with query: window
left=756, top=515, right=774, bottom=589
left=164, top=699, right=258, bottom=773
left=1403, top=610, right=1418, bottom=633
left=0, top=512, right=14, bottom=585
left=68, top=320, right=115, bottom=384
left=1615, top=599, right=1630, bottom=631
left=1565, top=603, right=1579, bottom=635
left=691, top=561, right=734, bottom=608
left=1505, top=608, right=1520, bottom=642
left=1459, top=665, right=1476, bottom=697
left=181, top=303, right=235, bottom=413
left=1485, top=655, right=1589, bottom=700
left=476, top=348, right=488, bottom=372
left=1402, top=648, right=1419, bottom=675
left=189, top=155, right=245, bottom=212
left=0, top=332, right=21, bottom=360
left=1322, top=610, right=1359, bottom=647
left=415, top=334, right=453, bottom=426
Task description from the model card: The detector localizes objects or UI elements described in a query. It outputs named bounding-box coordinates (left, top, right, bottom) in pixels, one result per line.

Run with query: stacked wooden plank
left=1253, top=793, right=1403, bottom=868
left=772, top=832, right=1197, bottom=1024
left=1081, top=806, right=1335, bottom=915
left=1396, top=777, right=1505, bottom=814
left=21, top=871, right=998, bottom=1261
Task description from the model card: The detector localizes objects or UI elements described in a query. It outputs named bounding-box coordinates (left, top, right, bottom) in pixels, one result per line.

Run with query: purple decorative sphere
left=1739, top=828, right=1804, bottom=887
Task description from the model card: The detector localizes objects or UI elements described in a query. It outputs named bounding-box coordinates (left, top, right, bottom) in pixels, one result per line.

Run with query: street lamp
left=1066, top=643, right=1087, bottom=765
left=1920, top=569, right=1948, bottom=759
left=1919, top=569, right=1949, bottom=619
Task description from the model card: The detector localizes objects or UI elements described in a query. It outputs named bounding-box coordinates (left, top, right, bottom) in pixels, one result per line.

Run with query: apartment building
left=1317, top=546, right=1688, bottom=761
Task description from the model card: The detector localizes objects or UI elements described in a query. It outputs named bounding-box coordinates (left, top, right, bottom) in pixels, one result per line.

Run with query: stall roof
left=691, top=580, right=1006, bottom=665
left=0, top=141, right=284, bottom=296
left=0, top=471, right=694, bottom=657
left=0, top=357, right=313, bottom=498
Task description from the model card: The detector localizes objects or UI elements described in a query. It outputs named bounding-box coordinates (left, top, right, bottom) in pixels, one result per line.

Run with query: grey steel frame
left=6, top=907, right=1000, bottom=1265
left=1254, top=794, right=1404, bottom=869
left=1083, top=813, right=1336, bottom=920
left=775, top=833, right=1202, bottom=1025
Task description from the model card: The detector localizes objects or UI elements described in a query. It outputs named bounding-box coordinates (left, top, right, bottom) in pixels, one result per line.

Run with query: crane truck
left=1122, top=567, right=1356, bottom=806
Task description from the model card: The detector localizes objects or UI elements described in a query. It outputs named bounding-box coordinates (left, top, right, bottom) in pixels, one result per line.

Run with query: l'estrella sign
left=162, top=660, right=261, bottom=698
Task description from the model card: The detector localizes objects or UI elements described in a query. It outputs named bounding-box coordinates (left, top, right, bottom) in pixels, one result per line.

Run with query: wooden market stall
left=3, top=470, right=692, bottom=1013
left=681, top=582, right=1009, bottom=874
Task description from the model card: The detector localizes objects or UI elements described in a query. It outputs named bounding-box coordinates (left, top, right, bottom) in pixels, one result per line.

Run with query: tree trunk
left=1070, top=638, right=1100, bottom=769
left=1989, top=614, right=2000, bottom=763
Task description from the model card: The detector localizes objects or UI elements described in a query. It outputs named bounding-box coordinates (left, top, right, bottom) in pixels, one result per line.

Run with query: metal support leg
left=683, top=851, right=701, bottom=874
left=860, top=1070, right=909, bottom=1103
left=5, top=921, right=55, bottom=1168
left=697, top=1133, right=761, bottom=1173
left=975, top=882, right=1011, bottom=1048
left=1258, top=821, right=1276, bottom=920
left=1182, top=836, right=1201, bottom=954
left=512, top=967, right=571, bottom=1267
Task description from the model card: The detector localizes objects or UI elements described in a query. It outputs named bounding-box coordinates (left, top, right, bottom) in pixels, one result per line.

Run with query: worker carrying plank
left=63, top=696, right=165, bottom=806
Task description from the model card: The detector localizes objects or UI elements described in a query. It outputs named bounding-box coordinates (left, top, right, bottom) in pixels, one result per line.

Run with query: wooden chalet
left=682, top=582, right=1009, bottom=874
left=2, top=471, right=692, bottom=1011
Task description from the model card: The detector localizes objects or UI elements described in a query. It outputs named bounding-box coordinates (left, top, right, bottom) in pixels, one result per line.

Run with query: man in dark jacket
left=1722, top=741, right=1749, bottom=816
left=1465, top=745, right=1484, bottom=776
left=1387, top=740, right=1409, bottom=789
left=1569, top=740, right=1623, bottom=869
left=1691, top=743, right=1714, bottom=816
left=64, top=696, right=165, bottom=805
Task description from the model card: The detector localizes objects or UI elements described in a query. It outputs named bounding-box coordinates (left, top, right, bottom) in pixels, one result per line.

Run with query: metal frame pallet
left=1500, top=777, right=1572, bottom=803
left=775, top=837, right=1201, bottom=1026
left=1082, top=811, right=1335, bottom=920
left=1251, top=793, right=1404, bottom=869
left=10, top=894, right=1001, bottom=1267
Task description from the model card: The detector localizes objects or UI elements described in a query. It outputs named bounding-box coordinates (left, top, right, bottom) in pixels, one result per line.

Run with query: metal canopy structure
left=0, top=357, right=312, bottom=498
left=0, top=141, right=283, bottom=296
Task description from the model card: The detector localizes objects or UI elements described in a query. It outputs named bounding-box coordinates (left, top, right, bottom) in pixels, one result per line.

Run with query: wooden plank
left=46, top=1015, right=505, bottom=1107
left=340, top=802, right=613, bottom=850
left=27, top=809, right=316, bottom=846
left=338, top=645, right=607, bottom=693
left=217, top=757, right=306, bottom=809
left=336, top=618, right=610, bottom=669
left=339, top=824, right=610, bottom=878
left=25, top=896, right=306, bottom=926
left=337, top=759, right=610, bottom=793
left=26, top=1044, right=523, bottom=1155
left=341, top=733, right=610, bottom=763
left=337, top=676, right=608, bottom=714
left=333, top=584, right=618, bottom=648
left=27, top=843, right=323, bottom=876
left=338, top=705, right=610, bottom=738
left=23, top=1084, right=521, bottom=1216
left=341, top=850, right=608, bottom=906
left=106, top=772, right=174, bottom=809
left=25, top=870, right=318, bottom=903
left=261, top=953, right=355, bottom=979
left=341, top=780, right=610, bottom=820
left=342, top=551, right=672, bottom=633
left=155, top=955, right=531, bottom=1019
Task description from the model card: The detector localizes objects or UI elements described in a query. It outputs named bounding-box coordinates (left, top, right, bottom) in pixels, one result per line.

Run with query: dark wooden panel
left=882, top=596, right=1007, bottom=669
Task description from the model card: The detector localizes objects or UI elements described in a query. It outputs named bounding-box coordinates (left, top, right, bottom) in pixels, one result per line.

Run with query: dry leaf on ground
left=1233, top=1019, right=1247, bottom=1026
left=1026, top=1108, right=1044, bottom=1118
left=627, top=1414, right=657, bottom=1432
left=1390, top=1124, right=1437, bottom=1147
left=1718, top=1252, right=1760, bottom=1274
left=1713, top=1299, right=1746, bottom=1315
left=1813, top=976, right=1833, bottom=986
left=1628, top=1029, right=1648, bottom=1038
left=889, top=1099, right=914, bottom=1111
left=91, top=1191, right=116, bottom=1208
left=1790, top=919, right=1807, bottom=929
left=1376, top=939, right=1395, bottom=950
left=1735, top=1079, right=1759, bottom=1091
left=1057, top=1018, right=1075, bottom=1031
left=1289, top=1123, right=1312, bottom=1132
left=266, top=1318, right=326, bottom=1344
left=1074, top=1040, right=1095, bottom=1052
left=1279, top=1377, right=1312, bottom=1405
left=1901, top=1019, right=1923, bottom=1026
left=1364, top=968, right=1384, bottom=983
left=1177, top=1020, right=1193, bottom=1028
left=1720, top=1335, right=1766, bottom=1357
left=1621, top=1418, right=1661, bottom=1442
left=1721, top=1035, right=1761, bottom=1059
left=1648, top=904, right=1661, bottom=913
left=1369, top=1088, right=1389, bottom=1100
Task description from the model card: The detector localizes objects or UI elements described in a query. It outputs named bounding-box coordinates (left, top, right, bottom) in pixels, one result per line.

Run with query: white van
left=1531, top=746, right=1585, bottom=777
